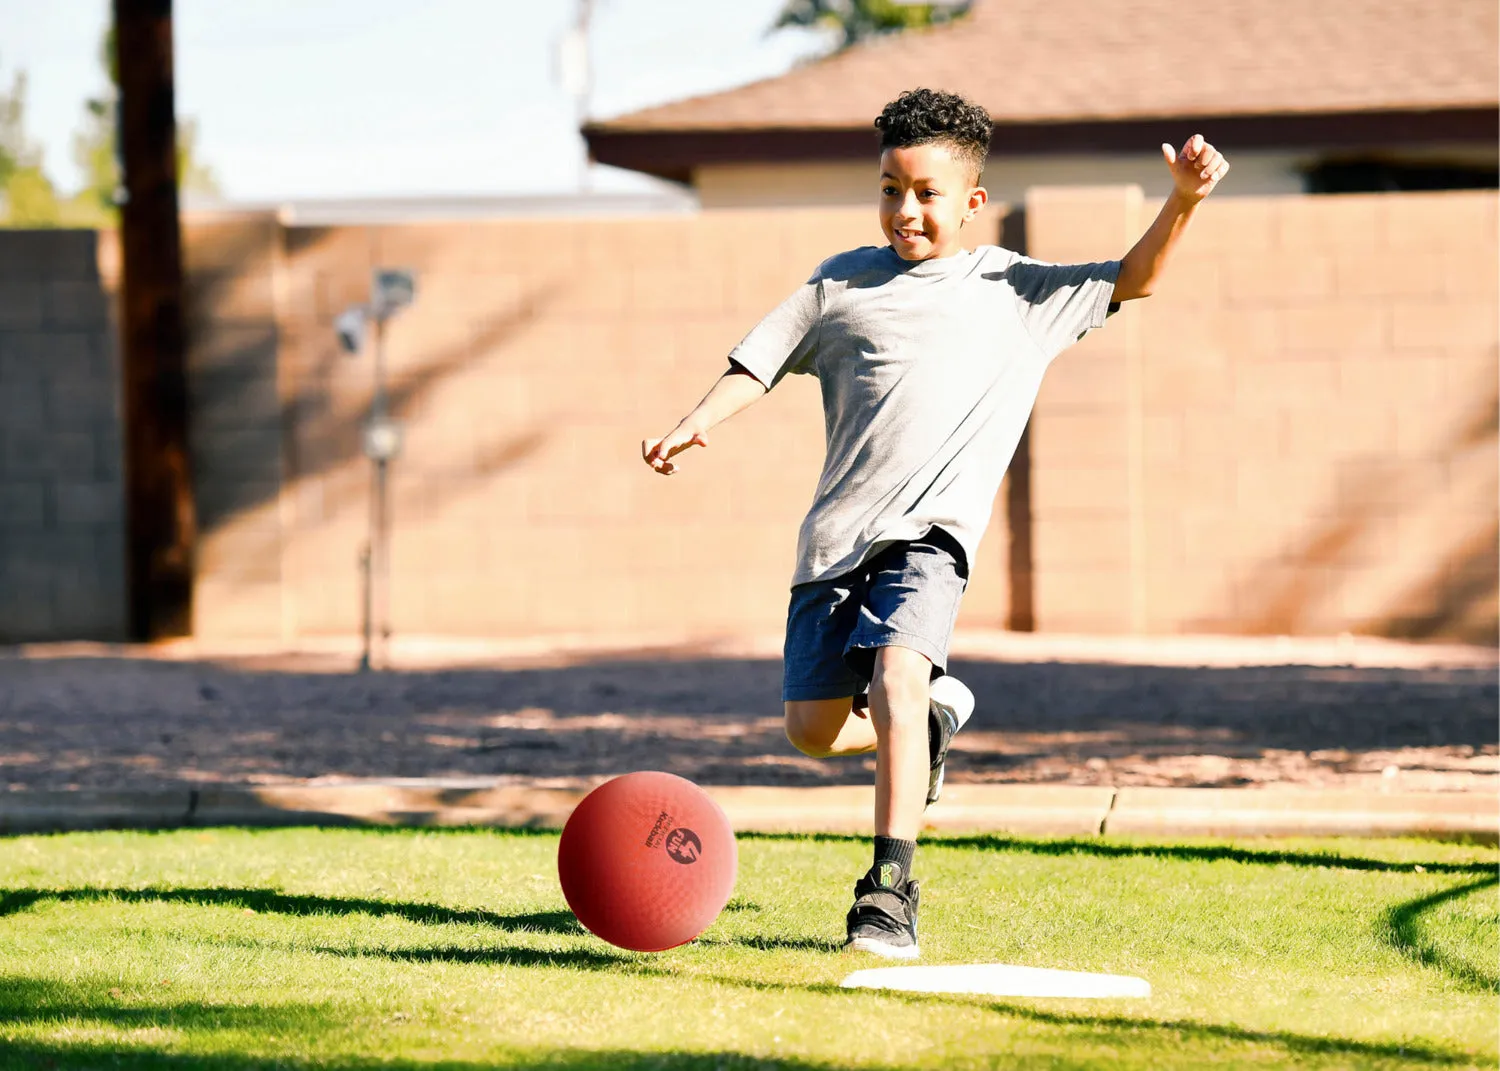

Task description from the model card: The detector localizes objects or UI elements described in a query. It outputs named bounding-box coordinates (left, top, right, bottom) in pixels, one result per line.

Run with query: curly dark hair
left=874, top=88, right=992, bottom=183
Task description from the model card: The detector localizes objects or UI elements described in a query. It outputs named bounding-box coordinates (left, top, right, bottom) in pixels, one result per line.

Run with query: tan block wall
left=7, top=188, right=1492, bottom=646
left=180, top=215, right=290, bottom=641
left=188, top=206, right=1013, bottom=641
left=1027, top=188, right=1498, bottom=643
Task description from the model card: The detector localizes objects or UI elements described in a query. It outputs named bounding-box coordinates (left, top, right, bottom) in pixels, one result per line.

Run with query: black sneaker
left=843, top=862, right=920, bottom=959
left=927, top=675, right=975, bottom=806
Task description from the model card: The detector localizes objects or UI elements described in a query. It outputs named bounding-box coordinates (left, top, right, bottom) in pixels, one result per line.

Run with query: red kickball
left=557, top=771, right=738, bottom=952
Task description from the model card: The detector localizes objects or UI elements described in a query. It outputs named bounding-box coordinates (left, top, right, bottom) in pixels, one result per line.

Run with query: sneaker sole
left=927, top=762, right=946, bottom=806
left=844, top=937, right=921, bottom=960
left=926, top=677, right=976, bottom=806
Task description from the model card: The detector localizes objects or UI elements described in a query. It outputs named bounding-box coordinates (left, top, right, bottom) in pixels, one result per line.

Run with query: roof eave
left=585, top=107, right=1500, bottom=182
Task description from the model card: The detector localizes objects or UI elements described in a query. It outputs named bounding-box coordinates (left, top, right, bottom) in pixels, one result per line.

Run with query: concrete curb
left=1, top=781, right=1494, bottom=842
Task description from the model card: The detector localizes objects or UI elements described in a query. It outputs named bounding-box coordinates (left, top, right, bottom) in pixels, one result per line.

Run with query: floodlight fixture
left=331, top=267, right=419, bottom=672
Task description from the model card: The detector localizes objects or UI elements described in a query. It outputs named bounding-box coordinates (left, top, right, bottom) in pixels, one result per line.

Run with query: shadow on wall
left=1233, top=366, right=1499, bottom=645
left=184, top=222, right=554, bottom=584
left=1369, top=394, right=1499, bottom=644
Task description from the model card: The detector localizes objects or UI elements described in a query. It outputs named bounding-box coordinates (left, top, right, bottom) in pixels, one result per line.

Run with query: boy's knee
left=783, top=699, right=848, bottom=758
left=869, top=646, right=932, bottom=716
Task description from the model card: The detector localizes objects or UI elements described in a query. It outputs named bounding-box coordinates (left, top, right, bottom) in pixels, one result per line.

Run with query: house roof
left=590, top=0, right=1498, bottom=134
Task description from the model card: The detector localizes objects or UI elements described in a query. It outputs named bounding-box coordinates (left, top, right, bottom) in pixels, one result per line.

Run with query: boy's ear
left=963, top=185, right=988, bottom=224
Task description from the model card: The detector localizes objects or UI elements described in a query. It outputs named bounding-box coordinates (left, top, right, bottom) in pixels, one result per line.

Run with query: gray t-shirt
left=728, top=243, right=1120, bottom=588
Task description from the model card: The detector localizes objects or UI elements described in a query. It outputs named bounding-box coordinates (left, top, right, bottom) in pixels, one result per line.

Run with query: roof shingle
left=592, top=0, right=1499, bottom=132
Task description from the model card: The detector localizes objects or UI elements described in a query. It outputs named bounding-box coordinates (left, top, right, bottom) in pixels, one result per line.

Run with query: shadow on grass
left=2, top=1041, right=880, bottom=1071
left=0, top=975, right=338, bottom=1031
left=332, top=943, right=633, bottom=971
left=701, top=934, right=843, bottom=953
left=2, top=834, right=1492, bottom=1067
left=702, top=976, right=1478, bottom=1067
left=0, top=971, right=866, bottom=1070
left=0, top=886, right=582, bottom=936
left=1377, top=874, right=1500, bottom=993
left=0, top=966, right=1475, bottom=1070
left=740, top=831, right=1499, bottom=875
left=2, top=878, right=1486, bottom=1069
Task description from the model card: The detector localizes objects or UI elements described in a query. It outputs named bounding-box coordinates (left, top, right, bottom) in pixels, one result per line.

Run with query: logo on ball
left=664, top=827, right=701, bottom=864
left=644, top=810, right=673, bottom=848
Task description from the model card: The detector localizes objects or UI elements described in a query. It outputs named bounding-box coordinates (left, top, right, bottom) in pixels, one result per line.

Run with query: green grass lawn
left=0, top=827, right=1494, bottom=1070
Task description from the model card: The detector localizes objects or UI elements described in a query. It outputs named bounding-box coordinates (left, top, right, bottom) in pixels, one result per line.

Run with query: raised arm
left=1112, top=134, right=1229, bottom=302
left=641, top=362, right=768, bottom=476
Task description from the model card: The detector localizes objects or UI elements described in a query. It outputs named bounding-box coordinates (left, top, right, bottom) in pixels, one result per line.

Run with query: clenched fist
left=1162, top=134, right=1229, bottom=203
left=641, top=427, right=708, bottom=476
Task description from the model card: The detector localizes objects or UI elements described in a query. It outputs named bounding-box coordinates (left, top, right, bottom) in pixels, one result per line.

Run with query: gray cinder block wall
left=0, top=230, right=126, bottom=642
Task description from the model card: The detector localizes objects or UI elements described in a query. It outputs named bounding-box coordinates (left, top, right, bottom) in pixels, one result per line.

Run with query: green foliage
left=71, top=25, right=121, bottom=223
left=0, top=67, right=31, bottom=185
left=71, top=25, right=221, bottom=227
left=0, top=66, right=65, bottom=227
left=3, top=165, right=62, bottom=226
left=775, top=0, right=972, bottom=51
left=0, top=25, right=220, bottom=227
left=71, top=100, right=118, bottom=219
left=176, top=114, right=221, bottom=196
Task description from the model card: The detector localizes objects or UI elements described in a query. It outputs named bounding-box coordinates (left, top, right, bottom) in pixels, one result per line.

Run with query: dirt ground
left=2, top=632, right=1494, bottom=795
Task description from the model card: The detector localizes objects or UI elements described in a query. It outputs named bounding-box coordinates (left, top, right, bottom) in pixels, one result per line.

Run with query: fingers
left=1200, top=152, right=1230, bottom=188
left=642, top=436, right=673, bottom=475
left=1172, top=134, right=1229, bottom=191
left=1160, top=142, right=1176, bottom=166
left=641, top=430, right=708, bottom=475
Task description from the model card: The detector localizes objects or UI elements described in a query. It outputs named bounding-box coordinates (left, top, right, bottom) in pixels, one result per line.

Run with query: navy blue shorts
left=781, top=526, right=970, bottom=703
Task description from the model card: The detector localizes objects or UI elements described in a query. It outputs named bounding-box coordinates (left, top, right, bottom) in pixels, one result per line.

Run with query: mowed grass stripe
left=0, top=827, right=1494, bottom=1070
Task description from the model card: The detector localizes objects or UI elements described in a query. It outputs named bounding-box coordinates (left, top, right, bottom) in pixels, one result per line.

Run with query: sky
left=0, top=0, right=829, bottom=201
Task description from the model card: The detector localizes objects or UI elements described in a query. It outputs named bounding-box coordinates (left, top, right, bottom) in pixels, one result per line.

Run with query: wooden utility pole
left=115, top=0, right=195, bottom=640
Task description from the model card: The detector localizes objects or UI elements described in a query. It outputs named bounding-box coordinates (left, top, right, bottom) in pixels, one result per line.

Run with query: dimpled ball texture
left=557, top=771, right=738, bottom=952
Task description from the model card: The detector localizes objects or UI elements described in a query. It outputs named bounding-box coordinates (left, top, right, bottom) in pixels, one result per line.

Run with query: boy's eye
left=881, top=186, right=897, bottom=196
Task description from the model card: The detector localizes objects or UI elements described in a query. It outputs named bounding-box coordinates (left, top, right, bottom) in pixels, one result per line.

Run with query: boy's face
left=879, top=142, right=987, bottom=261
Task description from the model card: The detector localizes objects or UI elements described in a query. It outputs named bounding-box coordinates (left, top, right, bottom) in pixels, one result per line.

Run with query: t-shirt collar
left=883, top=244, right=973, bottom=277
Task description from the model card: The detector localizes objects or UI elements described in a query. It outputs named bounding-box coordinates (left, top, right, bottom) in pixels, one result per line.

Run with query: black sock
left=873, top=836, right=916, bottom=884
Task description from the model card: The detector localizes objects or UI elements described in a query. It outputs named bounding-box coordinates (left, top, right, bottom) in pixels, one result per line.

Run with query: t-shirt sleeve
left=725, top=271, right=823, bottom=390
left=1006, top=255, right=1122, bottom=363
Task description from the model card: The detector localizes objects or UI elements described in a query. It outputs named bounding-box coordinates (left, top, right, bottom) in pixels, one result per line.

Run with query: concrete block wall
left=0, top=230, right=126, bottom=641
left=201, top=206, right=1012, bottom=641
left=1027, top=188, right=1498, bottom=643
left=5, top=189, right=1494, bottom=645
left=179, top=216, right=289, bottom=640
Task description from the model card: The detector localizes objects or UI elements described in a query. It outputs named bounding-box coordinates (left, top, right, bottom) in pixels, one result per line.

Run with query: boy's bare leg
left=868, top=645, right=932, bottom=841
left=784, top=698, right=878, bottom=757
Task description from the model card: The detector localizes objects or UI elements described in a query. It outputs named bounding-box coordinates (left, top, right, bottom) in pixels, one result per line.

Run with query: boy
left=641, top=88, right=1228, bottom=958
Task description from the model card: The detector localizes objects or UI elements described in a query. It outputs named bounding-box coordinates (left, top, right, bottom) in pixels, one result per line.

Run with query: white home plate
left=841, top=963, right=1150, bottom=999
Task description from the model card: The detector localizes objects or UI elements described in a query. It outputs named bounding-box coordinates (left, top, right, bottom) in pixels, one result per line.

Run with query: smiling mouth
left=894, top=228, right=925, bottom=242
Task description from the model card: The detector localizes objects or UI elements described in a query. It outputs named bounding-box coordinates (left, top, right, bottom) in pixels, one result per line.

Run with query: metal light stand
left=337, top=269, right=415, bottom=672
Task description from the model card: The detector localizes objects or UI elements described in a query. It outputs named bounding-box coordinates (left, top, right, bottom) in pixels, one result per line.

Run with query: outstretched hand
left=641, top=427, right=708, bottom=475
left=1161, top=134, right=1229, bottom=203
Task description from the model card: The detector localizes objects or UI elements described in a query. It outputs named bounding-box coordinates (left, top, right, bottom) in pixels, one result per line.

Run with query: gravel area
left=1, top=637, right=1494, bottom=793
